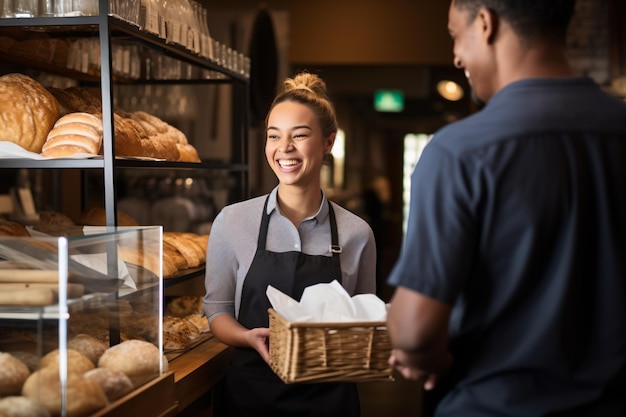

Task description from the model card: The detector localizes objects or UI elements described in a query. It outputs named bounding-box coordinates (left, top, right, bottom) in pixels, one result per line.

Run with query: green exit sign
left=374, top=89, right=404, bottom=112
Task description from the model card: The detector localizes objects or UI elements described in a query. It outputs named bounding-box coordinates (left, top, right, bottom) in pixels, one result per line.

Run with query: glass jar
left=14, top=0, right=37, bottom=17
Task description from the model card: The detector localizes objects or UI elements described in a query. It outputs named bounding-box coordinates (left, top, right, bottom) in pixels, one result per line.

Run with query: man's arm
left=387, top=286, right=453, bottom=389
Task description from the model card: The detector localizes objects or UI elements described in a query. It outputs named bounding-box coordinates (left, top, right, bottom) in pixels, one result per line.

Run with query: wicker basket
left=268, top=308, right=394, bottom=383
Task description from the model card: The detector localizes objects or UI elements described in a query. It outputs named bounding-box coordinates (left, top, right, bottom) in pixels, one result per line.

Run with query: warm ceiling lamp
left=436, top=80, right=464, bottom=101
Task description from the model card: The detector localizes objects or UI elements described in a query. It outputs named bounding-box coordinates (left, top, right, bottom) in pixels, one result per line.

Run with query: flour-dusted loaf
left=41, top=112, right=103, bottom=157
left=83, top=367, right=134, bottom=402
left=0, top=352, right=31, bottom=396
left=21, top=367, right=108, bottom=417
left=39, top=349, right=95, bottom=374
left=47, top=86, right=101, bottom=116
left=98, top=340, right=168, bottom=379
left=67, top=334, right=109, bottom=366
left=0, top=396, right=51, bottom=417
left=0, top=73, right=60, bottom=153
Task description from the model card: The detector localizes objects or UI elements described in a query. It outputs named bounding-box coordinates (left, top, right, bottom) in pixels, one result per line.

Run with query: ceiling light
left=436, top=80, right=464, bottom=101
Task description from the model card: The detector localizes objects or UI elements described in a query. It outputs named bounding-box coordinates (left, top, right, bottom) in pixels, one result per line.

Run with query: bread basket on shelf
left=268, top=308, right=394, bottom=384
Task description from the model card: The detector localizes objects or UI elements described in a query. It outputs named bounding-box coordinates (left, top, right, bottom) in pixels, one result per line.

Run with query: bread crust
left=0, top=73, right=60, bottom=153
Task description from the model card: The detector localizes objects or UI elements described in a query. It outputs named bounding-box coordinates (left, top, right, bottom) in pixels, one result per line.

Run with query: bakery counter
left=84, top=336, right=231, bottom=417
left=170, top=335, right=232, bottom=416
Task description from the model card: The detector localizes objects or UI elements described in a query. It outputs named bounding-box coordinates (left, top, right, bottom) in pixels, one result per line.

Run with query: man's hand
left=389, top=348, right=449, bottom=390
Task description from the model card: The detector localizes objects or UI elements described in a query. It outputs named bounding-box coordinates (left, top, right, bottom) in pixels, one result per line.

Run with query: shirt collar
left=266, top=186, right=329, bottom=223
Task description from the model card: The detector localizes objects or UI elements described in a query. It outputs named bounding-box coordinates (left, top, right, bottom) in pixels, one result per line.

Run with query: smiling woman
left=203, top=71, right=377, bottom=417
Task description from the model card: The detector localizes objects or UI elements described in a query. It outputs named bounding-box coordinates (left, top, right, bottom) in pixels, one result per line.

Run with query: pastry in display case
left=0, top=226, right=170, bottom=417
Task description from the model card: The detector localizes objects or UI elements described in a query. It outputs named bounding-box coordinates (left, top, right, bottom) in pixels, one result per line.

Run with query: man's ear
left=476, top=7, right=499, bottom=44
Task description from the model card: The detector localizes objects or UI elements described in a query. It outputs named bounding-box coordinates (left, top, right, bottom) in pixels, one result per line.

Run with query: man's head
left=448, top=0, right=576, bottom=104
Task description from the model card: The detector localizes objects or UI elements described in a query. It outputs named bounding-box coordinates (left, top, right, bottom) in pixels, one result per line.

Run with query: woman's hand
left=246, top=327, right=271, bottom=363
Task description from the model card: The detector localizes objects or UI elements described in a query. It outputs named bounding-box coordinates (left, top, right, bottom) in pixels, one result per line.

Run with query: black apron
left=219, top=196, right=360, bottom=417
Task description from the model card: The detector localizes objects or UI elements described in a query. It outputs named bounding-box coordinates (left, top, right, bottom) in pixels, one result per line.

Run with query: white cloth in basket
left=267, top=280, right=387, bottom=323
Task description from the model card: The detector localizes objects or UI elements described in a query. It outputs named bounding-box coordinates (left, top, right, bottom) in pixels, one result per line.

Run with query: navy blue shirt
left=388, top=77, right=626, bottom=416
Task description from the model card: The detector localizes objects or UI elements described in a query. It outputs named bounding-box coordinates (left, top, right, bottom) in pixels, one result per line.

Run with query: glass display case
left=0, top=226, right=167, bottom=416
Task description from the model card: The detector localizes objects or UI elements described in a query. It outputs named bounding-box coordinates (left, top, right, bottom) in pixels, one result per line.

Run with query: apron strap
left=257, top=195, right=271, bottom=251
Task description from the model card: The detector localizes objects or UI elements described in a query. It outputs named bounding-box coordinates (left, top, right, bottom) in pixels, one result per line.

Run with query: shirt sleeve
left=202, top=209, right=237, bottom=323
left=387, top=142, right=477, bottom=304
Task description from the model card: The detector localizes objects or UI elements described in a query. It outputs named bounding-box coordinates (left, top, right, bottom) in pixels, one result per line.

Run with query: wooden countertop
left=169, top=335, right=233, bottom=413
left=92, top=335, right=232, bottom=417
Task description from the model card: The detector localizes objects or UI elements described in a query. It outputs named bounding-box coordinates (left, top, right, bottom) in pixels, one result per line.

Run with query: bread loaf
left=41, top=112, right=103, bottom=157
left=0, top=352, right=30, bottom=396
left=47, top=86, right=101, bottom=116
left=67, top=334, right=108, bottom=366
left=39, top=349, right=95, bottom=374
left=0, top=73, right=60, bottom=153
left=33, top=211, right=75, bottom=235
left=98, top=340, right=168, bottom=379
left=0, top=396, right=51, bottom=417
left=83, top=367, right=133, bottom=402
left=0, top=219, right=30, bottom=237
left=78, top=207, right=138, bottom=226
left=21, top=367, right=108, bottom=417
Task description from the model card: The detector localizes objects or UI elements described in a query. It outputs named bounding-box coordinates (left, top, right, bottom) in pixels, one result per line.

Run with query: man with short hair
left=386, top=1, right=626, bottom=416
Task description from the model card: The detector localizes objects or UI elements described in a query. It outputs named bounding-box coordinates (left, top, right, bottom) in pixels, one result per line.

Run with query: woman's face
left=265, top=100, right=334, bottom=189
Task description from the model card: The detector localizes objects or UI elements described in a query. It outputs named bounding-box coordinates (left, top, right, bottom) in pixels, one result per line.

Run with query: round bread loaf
left=7, top=350, right=40, bottom=373
left=98, top=340, right=167, bottom=379
left=46, top=86, right=101, bottom=116
left=0, top=220, right=30, bottom=237
left=0, top=396, right=51, bottom=417
left=0, top=73, right=60, bottom=153
left=21, top=367, right=108, bottom=417
left=32, top=211, right=75, bottom=235
left=78, top=207, right=138, bottom=226
left=67, top=334, right=108, bottom=366
left=0, top=352, right=31, bottom=396
left=39, top=349, right=95, bottom=374
left=83, top=367, right=133, bottom=402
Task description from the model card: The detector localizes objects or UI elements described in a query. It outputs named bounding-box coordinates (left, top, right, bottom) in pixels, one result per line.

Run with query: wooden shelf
left=170, top=336, right=233, bottom=414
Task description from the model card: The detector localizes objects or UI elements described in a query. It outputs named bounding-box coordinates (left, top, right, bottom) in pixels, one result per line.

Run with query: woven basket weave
left=268, top=308, right=394, bottom=383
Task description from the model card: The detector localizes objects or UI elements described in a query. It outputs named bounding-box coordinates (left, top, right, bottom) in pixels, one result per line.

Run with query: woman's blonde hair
left=265, top=72, right=338, bottom=138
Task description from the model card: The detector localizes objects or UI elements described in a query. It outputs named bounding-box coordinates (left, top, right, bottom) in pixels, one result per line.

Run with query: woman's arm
left=210, top=314, right=270, bottom=363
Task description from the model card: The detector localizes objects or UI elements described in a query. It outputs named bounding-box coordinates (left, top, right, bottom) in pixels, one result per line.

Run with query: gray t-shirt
left=203, top=186, right=377, bottom=323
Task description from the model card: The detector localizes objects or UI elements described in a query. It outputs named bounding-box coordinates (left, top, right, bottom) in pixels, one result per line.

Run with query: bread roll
left=0, top=73, right=60, bottom=153
left=83, top=367, right=133, bottom=402
left=78, top=207, right=138, bottom=226
left=47, top=86, right=101, bottom=116
left=165, top=296, right=202, bottom=318
left=21, top=367, right=108, bottom=417
left=162, top=315, right=200, bottom=350
left=67, top=334, right=108, bottom=366
left=41, top=112, right=103, bottom=157
left=39, top=349, right=95, bottom=374
left=98, top=340, right=168, bottom=379
left=32, top=211, right=75, bottom=235
left=0, top=396, right=51, bottom=417
left=184, top=313, right=209, bottom=333
left=0, top=220, right=30, bottom=237
left=0, top=352, right=30, bottom=396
